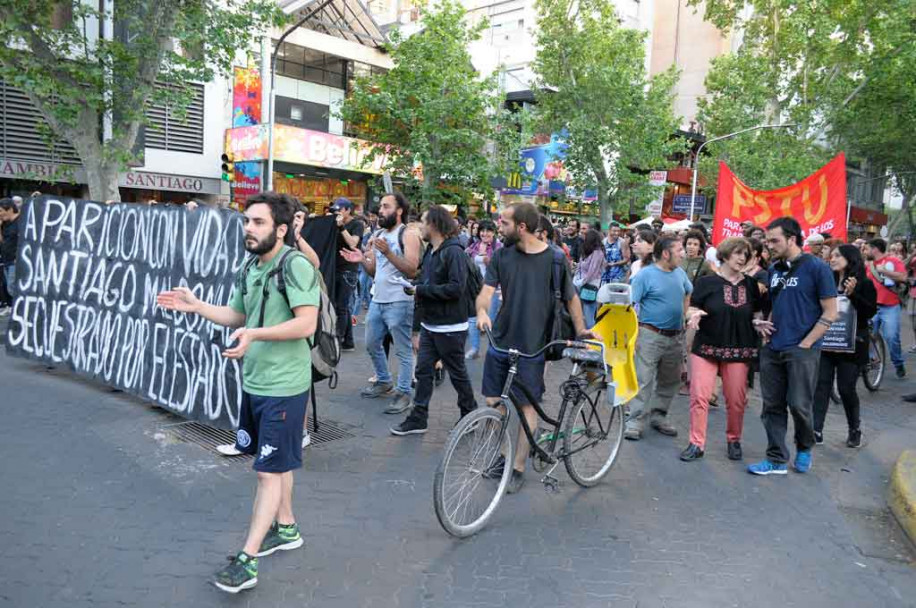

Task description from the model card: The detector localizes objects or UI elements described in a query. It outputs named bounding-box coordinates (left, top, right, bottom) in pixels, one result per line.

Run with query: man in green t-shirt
left=157, top=192, right=320, bottom=594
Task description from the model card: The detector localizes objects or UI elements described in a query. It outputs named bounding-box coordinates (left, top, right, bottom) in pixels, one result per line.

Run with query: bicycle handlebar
left=484, top=328, right=602, bottom=360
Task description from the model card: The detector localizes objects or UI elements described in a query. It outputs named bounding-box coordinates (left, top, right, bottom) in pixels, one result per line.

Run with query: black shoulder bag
left=546, top=247, right=576, bottom=361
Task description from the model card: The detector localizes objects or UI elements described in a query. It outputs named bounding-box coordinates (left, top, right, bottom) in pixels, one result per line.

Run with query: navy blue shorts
left=235, top=391, right=307, bottom=473
left=481, top=346, right=546, bottom=405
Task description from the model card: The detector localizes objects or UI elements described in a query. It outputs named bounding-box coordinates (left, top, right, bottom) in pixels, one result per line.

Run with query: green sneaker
left=256, top=522, right=304, bottom=557
left=213, top=551, right=258, bottom=594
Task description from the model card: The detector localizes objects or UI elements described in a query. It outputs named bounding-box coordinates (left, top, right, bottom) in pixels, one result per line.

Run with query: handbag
left=546, top=247, right=576, bottom=361
left=579, top=283, right=599, bottom=302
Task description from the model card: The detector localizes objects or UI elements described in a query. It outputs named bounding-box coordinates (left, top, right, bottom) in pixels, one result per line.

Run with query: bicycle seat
left=563, top=347, right=604, bottom=366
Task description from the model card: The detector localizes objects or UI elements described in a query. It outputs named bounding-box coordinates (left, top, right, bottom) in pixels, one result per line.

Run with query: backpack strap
left=256, top=248, right=299, bottom=328
left=239, top=255, right=260, bottom=297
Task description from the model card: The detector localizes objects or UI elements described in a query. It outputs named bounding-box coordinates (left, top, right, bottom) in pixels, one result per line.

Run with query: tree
left=692, top=0, right=911, bottom=198
left=0, top=1, right=283, bottom=202
left=831, top=6, right=916, bottom=236
left=337, top=0, right=527, bottom=209
left=532, top=0, right=683, bottom=225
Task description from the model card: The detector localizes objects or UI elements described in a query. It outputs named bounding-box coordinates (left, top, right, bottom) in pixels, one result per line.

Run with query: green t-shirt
left=229, top=246, right=320, bottom=397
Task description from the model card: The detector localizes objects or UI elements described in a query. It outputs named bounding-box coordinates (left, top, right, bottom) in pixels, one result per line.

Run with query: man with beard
left=476, top=202, right=594, bottom=494
left=747, top=217, right=837, bottom=476
left=342, top=191, right=421, bottom=414
left=563, top=218, right=581, bottom=262
left=157, top=192, right=320, bottom=593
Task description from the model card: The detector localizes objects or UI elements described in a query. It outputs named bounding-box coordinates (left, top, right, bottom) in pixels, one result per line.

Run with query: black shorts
left=235, top=391, right=307, bottom=473
left=481, top=346, right=546, bottom=405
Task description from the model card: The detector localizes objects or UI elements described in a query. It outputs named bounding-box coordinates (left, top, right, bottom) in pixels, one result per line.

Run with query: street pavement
left=2, top=313, right=916, bottom=608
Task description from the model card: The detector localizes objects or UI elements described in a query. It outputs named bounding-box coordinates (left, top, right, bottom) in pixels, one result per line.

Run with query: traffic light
left=221, top=153, right=234, bottom=181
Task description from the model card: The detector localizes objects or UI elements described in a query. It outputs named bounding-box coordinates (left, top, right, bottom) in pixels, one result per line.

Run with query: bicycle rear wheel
left=433, top=407, right=514, bottom=538
left=862, top=332, right=886, bottom=392
left=563, top=393, right=623, bottom=487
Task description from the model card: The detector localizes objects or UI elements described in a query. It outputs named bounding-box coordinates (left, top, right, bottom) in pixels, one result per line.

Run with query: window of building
left=276, top=96, right=329, bottom=132
left=275, top=42, right=347, bottom=90
left=145, top=83, right=205, bottom=154
left=0, top=80, right=80, bottom=164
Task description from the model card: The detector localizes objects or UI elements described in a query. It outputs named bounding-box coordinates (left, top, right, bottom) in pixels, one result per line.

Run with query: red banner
left=713, top=153, right=847, bottom=244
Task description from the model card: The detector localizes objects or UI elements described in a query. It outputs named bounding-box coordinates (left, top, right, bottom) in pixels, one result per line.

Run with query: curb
left=888, top=450, right=916, bottom=546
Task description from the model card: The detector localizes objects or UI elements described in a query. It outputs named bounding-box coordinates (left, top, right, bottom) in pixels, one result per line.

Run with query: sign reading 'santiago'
left=4, top=197, right=247, bottom=429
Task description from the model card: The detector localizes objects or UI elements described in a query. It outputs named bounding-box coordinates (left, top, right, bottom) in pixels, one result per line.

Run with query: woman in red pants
left=680, top=237, right=767, bottom=462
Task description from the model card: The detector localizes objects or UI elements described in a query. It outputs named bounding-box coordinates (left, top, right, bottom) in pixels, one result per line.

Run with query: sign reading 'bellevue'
left=226, top=124, right=387, bottom=175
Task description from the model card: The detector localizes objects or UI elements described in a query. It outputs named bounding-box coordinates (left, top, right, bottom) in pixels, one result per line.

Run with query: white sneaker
left=0, top=306, right=11, bottom=316
left=367, top=374, right=378, bottom=383
left=216, top=443, right=242, bottom=456
left=301, top=429, right=311, bottom=448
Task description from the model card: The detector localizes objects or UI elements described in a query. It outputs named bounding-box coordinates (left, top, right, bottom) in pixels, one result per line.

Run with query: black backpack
left=545, top=246, right=576, bottom=361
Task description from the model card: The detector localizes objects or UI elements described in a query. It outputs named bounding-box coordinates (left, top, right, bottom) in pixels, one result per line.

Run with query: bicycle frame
left=496, top=350, right=604, bottom=465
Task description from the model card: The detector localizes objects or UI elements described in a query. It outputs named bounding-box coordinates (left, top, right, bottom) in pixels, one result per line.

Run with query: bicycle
left=432, top=330, right=624, bottom=538
left=830, top=321, right=886, bottom=403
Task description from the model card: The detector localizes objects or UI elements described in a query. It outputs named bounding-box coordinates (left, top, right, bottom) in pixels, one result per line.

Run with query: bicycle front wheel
left=433, top=407, right=514, bottom=538
left=563, top=393, right=624, bottom=487
left=862, top=332, right=886, bottom=392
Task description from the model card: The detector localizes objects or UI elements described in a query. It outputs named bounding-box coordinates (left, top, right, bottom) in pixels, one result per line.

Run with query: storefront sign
left=713, top=153, right=848, bottom=244
left=273, top=173, right=367, bottom=203
left=232, top=162, right=261, bottom=209
left=0, top=158, right=84, bottom=183
left=5, top=196, right=247, bottom=429
left=120, top=171, right=221, bottom=194
left=226, top=125, right=387, bottom=175
left=648, top=171, right=668, bottom=187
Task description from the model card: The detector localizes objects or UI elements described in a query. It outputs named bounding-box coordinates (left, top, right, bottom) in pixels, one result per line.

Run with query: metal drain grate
left=162, top=418, right=356, bottom=462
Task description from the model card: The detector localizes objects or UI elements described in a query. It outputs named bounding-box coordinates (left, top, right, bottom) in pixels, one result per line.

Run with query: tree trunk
left=85, top=162, right=121, bottom=203
left=598, top=182, right=612, bottom=228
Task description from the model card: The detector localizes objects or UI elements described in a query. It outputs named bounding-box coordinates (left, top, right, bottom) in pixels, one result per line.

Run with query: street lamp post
left=688, top=124, right=799, bottom=222
left=264, top=0, right=334, bottom=192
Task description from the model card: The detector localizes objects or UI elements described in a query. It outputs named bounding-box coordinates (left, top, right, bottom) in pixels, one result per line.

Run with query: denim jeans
left=874, top=304, right=904, bottom=369
left=358, top=266, right=373, bottom=311
left=759, top=346, right=820, bottom=463
left=581, top=299, right=598, bottom=328
left=468, top=294, right=501, bottom=352
left=365, top=301, right=414, bottom=395
left=3, top=263, right=15, bottom=300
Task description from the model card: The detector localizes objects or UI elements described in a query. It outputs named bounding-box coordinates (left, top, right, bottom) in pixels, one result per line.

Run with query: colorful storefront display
left=273, top=173, right=368, bottom=213
left=226, top=124, right=387, bottom=175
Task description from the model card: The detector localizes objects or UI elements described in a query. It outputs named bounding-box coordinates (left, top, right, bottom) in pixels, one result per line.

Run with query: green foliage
left=338, top=0, right=527, bottom=210
left=0, top=0, right=284, bottom=200
left=532, top=0, right=683, bottom=224
left=693, top=0, right=913, bottom=199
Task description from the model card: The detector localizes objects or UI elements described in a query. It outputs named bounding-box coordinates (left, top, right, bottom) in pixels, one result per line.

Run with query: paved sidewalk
left=2, top=319, right=916, bottom=608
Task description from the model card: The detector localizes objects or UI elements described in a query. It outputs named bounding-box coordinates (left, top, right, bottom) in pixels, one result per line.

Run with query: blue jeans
left=3, top=264, right=15, bottom=300
left=874, top=304, right=904, bottom=369
left=468, top=294, right=502, bottom=353
left=358, top=266, right=373, bottom=310
left=365, top=301, right=414, bottom=394
left=582, top=299, right=598, bottom=328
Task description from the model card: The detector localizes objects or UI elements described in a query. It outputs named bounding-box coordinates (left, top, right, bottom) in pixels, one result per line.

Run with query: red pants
left=688, top=354, right=749, bottom=449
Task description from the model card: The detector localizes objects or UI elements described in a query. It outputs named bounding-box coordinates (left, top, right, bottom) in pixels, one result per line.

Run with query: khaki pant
left=626, top=329, right=685, bottom=432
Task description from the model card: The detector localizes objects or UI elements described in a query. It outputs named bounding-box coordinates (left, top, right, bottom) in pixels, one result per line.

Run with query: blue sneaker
left=794, top=450, right=813, bottom=473
left=747, top=460, right=788, bottom=476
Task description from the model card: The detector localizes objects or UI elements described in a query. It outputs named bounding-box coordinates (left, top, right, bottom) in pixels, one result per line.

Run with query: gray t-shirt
left=485, top=244, right=575, bottom=354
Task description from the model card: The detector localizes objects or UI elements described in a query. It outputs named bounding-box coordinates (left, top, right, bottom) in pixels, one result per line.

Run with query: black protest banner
left=4, top=197, right=247, bottom=429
